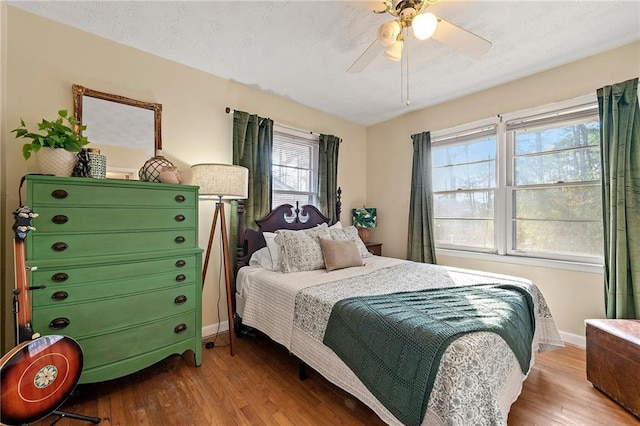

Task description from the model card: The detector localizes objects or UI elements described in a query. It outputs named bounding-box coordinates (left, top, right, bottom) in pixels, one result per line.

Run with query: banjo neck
left=12, top=206, right=39, bottom=344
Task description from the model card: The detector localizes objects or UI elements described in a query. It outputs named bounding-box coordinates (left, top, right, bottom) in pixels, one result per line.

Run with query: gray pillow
left=319, top=238, right=363, bottom=272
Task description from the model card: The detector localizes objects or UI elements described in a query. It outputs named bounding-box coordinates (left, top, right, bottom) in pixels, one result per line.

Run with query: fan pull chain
left=405, top=42, right=410, bottom=106
left=400, top=42, right=405, bottom=105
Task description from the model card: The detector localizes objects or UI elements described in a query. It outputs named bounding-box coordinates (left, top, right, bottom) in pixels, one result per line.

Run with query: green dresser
left=25, top=175, right=203, bottom=383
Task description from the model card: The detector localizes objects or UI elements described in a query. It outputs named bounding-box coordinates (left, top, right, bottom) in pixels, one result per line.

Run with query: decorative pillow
left=319, top=238, right=363, bottom=272
left=328, top=225, right=372, bottom=258
left=248, top=247, right=273, bottom=270
left=277, top=225, right=331, bottom=273
left=329, top=221, right=343, bottom=229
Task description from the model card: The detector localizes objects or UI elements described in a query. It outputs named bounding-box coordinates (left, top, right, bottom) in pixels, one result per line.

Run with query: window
left=432, top=98, right=603, bottom=264
left=271, top=125, right=319, bottom=209
left=507, top=105, right=602, bottom=262
left=432, top=127, right=497, bottom=251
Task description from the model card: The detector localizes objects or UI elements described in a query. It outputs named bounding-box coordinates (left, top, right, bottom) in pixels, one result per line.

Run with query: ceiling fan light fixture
left=384, top=39, right=403, bottom=61
left=377, top=20, right=401, bottom=47
left=412, top=12, right=438, bottom=40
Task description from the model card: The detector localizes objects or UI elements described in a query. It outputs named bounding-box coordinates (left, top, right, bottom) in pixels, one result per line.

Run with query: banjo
left=0, top=206, right=96, bottom=425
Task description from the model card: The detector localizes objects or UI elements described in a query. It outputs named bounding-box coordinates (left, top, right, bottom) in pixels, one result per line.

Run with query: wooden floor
left=33, top=333, right=639, bottom=426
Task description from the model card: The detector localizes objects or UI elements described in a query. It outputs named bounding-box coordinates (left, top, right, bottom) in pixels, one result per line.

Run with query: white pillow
left=262, top=232, right=280, bottom=271
left=248, top=247, right=274, bottom=270
left=329, top=221, right=343, bottom=229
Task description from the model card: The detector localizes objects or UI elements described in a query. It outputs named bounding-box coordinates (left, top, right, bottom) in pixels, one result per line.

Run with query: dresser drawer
left=30, top=180, right=196, bottom=208
left=32, top=284, right=196, bottom=338
left=30, top=229, right=197, bottom=260
left=30, top=254, right=198, bottom=289
left=33, top=206, right=196, bottom=233
left=77, top=312, right=196, bottom=371
left=32, top=270, right=196, bottom=308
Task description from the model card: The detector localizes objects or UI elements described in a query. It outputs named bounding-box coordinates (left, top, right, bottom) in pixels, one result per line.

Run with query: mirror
left=73, top=84, right=162, bottom=178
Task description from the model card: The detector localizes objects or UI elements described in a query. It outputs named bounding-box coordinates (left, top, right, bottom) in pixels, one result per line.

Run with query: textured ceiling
left=9, top=1, right=640, bottom=126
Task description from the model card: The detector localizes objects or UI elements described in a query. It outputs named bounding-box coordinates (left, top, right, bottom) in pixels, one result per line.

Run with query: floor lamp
left=191, top=163, right=248, bottom=356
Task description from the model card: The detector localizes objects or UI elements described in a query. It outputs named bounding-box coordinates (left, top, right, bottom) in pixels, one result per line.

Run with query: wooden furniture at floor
left=25, top=175, right=202, bottom=383
left=365, top=242, right=382, bottom=256
left=585, top=318, right=640, bottom=418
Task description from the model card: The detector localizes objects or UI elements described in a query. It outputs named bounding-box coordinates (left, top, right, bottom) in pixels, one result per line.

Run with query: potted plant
left=352, top=207, right=377, bottom=244
left=12, top=110, right=90, bottom=176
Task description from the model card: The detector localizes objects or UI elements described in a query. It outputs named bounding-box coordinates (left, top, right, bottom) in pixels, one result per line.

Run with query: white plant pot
left=36, top=147, right=78, bottom=177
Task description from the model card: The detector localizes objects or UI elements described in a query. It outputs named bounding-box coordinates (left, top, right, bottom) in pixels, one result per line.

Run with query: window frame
left=271, top=124, right=320, bottom=209
left=431, top=124, right=499, bottom=253
left=431, top=94, right=604, bottom=267
left=505, top=102, right=602, bottom=263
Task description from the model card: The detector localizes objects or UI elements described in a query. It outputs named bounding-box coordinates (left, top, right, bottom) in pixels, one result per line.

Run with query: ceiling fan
left=347, top=0, right=492, bottom=74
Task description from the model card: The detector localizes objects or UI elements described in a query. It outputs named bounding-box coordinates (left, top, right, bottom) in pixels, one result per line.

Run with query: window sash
left=271, top=126, right=319, bottom=209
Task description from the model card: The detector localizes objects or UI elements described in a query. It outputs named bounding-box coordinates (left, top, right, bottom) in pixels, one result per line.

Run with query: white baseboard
left=202, top=321, right=229, bottom=338
left=560, top=331, right=586, bottom=348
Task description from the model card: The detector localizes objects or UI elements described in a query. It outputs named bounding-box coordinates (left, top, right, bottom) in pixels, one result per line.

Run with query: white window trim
left=431, top=93, right=604, bottom=270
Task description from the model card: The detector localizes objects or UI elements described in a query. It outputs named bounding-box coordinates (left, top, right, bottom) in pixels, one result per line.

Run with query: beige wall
left=367, top=41, right=640, bottom=338
left=2, top=7, right=638, bottom=350
left=1, top=7, right=367, bottom=350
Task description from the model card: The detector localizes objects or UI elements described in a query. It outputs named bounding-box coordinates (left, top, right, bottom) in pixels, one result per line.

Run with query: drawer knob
left=51, top=215, right=69, bottom=224
left=175, top=195, right=186, bottom=203
left=51, top=291, right=69, bottom=301
left=175, top=274, right=186, bottom=282
left=51, top=272, right=69, bottom=283
left=52, top=242, right=68, bottom=252
left=174, top=236, right=185, bottom=244
left=49, top=317, right=70, bottom=329
left=174, top=323, right=187, bottom=334
left=175, top=259, right=186, bottom=268
left=175, top=214, right=186, bottom=222
left=174, top=295, right=188, bottom=305
left=51, top=189, right=68, bottom=199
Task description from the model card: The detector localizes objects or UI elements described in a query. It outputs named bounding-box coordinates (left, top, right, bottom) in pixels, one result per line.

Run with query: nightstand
left=365, top=242, right=382, bottom=256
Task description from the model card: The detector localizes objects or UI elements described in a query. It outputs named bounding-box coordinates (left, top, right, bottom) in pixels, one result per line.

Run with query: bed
left=233, top=203, right=563, bottom=426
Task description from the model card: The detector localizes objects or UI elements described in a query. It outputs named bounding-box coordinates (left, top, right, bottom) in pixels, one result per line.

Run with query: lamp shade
left=190, top=163, right=249, bottom=199
left=352, top=208, right=377, bottom=229
left=377, top=20, right=401, bottom=47
left=384, top=40, right=403, bottom=61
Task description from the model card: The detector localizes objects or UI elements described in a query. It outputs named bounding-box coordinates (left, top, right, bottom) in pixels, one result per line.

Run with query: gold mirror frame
left=72, top=84, right=163, bottom=152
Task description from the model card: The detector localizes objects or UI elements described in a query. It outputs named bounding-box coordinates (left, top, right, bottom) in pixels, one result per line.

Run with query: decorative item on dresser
left=72, top=84, right=162, bottom=180
left=12, top=110, right=90, bottom=176
left=24, top=175, right=203, bottom=384
left=352, top=207, right=377, bottom=244
left=190, top=163, right=249, bottom=356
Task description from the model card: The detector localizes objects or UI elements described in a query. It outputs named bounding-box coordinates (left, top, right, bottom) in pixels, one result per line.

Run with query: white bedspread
left=236, top=257, right=563, bottom=425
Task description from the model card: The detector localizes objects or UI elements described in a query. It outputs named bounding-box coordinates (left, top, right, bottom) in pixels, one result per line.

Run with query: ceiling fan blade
left=431, top=18, right=491, bottom=59
left=347, top=39, right=384, bottom=74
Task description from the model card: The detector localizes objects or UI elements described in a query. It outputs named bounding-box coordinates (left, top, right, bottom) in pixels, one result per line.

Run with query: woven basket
left=36, top=147, right=78, bottom=177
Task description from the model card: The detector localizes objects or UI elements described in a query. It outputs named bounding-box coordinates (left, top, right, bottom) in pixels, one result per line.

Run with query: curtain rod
left=225, top=106, right=329, bottom=139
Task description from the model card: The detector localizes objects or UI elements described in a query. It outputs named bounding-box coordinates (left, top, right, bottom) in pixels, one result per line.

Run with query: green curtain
left=232, top=110, right=273, bottom=231
left=597, top=77, right=640, bottom=319
left=407, top=131, right=437, bottom=264
left=318, top=134, right=340, bottom=223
